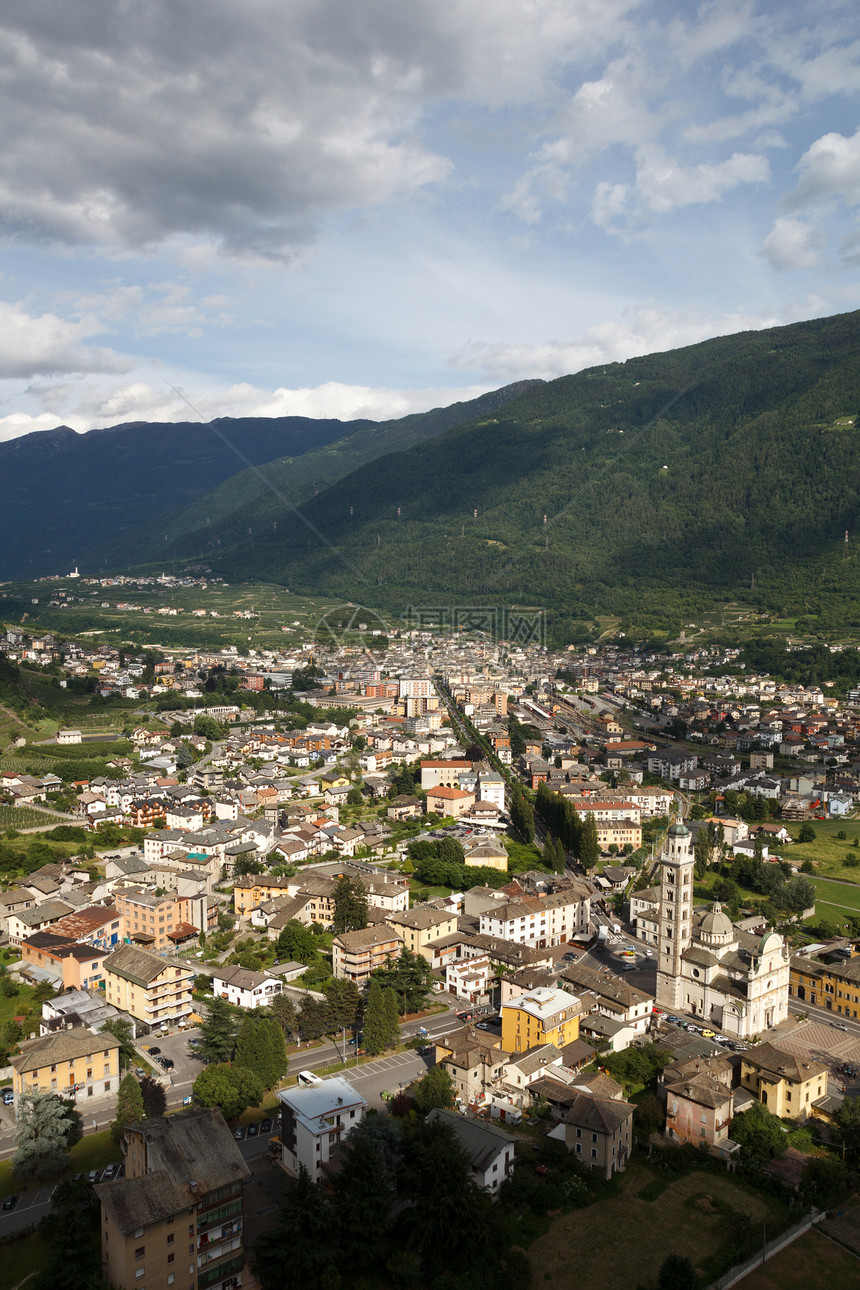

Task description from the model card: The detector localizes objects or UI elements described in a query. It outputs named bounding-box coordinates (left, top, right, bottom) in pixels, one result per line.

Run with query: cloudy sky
left=2, top=0, right=860, bottom=441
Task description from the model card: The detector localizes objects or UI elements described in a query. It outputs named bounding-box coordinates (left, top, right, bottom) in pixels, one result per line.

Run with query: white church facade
left=655, top=821, right=790, bottom=1039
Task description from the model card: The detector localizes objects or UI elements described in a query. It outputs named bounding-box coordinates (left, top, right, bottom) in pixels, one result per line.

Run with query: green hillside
left=203, top=310, right=860, bottom=638
left=90, top=380, right=542, bottom=569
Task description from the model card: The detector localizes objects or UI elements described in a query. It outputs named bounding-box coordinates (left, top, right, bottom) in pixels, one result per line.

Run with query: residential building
left=103, top=943, right=194, bottom=1028
left=425, top=785, right=474, bottom=817
left=559, top=962, right=654, bottom=1035
left=739, top=1042, right=827, bottom=1119
left=96, top=1108, right=250, bottom=1290
left=384, top=908, right=458, bottom=962
left=434, top=1026, right=512, bottom=1106
left=10, top=1027, right=121, bottom=1104
left=549, top=1092, right=635, bottom=1179
left=790, top=946, right=860, bottom=1016
left=445, top=955, right=493, bottom=1003
left=276, top=1076, right=366, bottom=1182
left=426, top=1108, right=515, bottom=1194
left=331, top=925, right=403, bottom=983
left=662, top=1054, right=734, bottom=1149
left=501, top=986, right=581, bottom=1055
left=477, top=885, right=591, bottom=948
left=210, top=965, right=283, bottom=1009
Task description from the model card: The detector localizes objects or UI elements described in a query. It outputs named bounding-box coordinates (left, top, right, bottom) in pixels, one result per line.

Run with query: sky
left=2, top=0, right=860, bottom=442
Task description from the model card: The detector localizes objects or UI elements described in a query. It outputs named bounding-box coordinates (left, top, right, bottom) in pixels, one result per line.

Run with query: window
left=167, top=1254, right=175, bottom=1265
left=591, top=1148, right=598, bottom=1158
left=167, top=1233, right=175, bottom=1243
left=592, top=1132, right=598, bottom=1142
left=135, top=1270, right=145, bottom=1280
left=135, top=1247, right=145, bottom=1260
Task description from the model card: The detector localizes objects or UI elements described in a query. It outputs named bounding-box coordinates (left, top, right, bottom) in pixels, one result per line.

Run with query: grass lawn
left=0, top=1129, right=122, bottom=1200
left=735, top=1228, right=860, bottom=1289
left=807, top=876, right=860, bottom=919
left=529, top=1157, right=787, bottom=1290
left=4, top=1233, right=50, bottom=1288
left=786, top=819, right=860, bottom=884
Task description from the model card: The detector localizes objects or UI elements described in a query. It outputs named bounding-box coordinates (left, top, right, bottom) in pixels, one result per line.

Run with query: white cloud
left=0, top=301, right=132, bottom=379
left=448, top=305, right=785, bottom=382
left=783, top=127, right=860, bottom=210
left=634, top=145, right=770, bottom=212
left=761, top=216, right=822, bottom=270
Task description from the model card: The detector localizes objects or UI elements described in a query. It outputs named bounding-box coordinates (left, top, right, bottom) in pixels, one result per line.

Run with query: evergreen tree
left=413, top=1066, right=454, bottom=1114
left=298, top=995, right=330, bottom=1041
left=334, top=1128, right=394, bottom=1269
left=404, top=1115, right=495, bottom=1278
left=694, top=826, right=710, bottom=879
left=14, top=1092, right=83, bottom=1180
left=269, top=993, right=297, bottom=1038
left=32, top=1177, right=108, bottom=1290
left=255, top=1166, right=339, bottom=1290
left=111, top=1073, right=145, bottom=1143
left=363, top=977, right=390, bottom=1056
left=332, top=877, right=366, bottom=939
left=509, top=785, right=534, bottom=843
left=383, top=986, right=401, bottom=1046
left=138, top=1074, right=167, bottom=1118
left=198, top=995, right=238, bottom=1064
left=100, top=1016, right=136, bottom=1070
left=324, top=978, right=361, bottom=1032
left=579, top=814, right=600, bottom=867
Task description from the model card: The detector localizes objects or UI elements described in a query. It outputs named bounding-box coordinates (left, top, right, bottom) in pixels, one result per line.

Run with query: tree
left=111, top=1073, right=145, bottom=1143
left=510, top=785, right=534, bottom=843
left=297, top=995, right=330, bottom=1041
left=413, top=1066, right=455, bottom=1114
left=255, top=1166, right=339, bottom=1290
left=334, top=1125, right=396, bottom=1269
left=346, top=786, right=363, bottom=806
left=32, top=1177, right=109, bottom=1290
left=658, top=1254, right=696, bottom=1290
left=234, top=854, right=264, bottom=877
left=383, top=987, right=401, bottom=1048
left=800, top=1153, right=852, bottom=1210
left=100, top=1017, right=136, bottom=1070
left=404, top=1115, right=495, bottom=1278
left=363, top=977, right=390, bottom=1057
left=694, top=826, right=710, bottom=879
left=324, top=979, right=361, bottom=1034
left=729, top=1101, right=786, bottom=1166
left=269, top=993, right=297, bottom=1037
left=14, top=1092, right=82, bottom=1180
left=235, top=1015, right=288, bottom=1090
left=798, top=822, right=817, bottom=843
left=372, top=948, right=435, bottom=1014
left=276, top=919, right=319, bottom=963
left=333, top=876, right=368, bottom=934
left=193, top=1063, right=263, bottom=1120
left=833, top=1094, right=860, bottom=1167
left=198, top=996, right=238, bottom=1064
left=579, top=813, right=600, bottom=867
left=138, top=1074, right=167, bottom=1118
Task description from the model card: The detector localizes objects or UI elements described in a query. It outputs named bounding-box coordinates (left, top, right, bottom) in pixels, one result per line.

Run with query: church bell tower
left=655, top=820, right=694, bottom=1011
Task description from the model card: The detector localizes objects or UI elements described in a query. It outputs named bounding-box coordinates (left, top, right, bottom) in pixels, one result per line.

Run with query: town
left=1, top=610, right=860, bottom=1290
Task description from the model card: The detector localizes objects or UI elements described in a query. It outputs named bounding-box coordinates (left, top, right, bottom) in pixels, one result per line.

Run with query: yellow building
left=232, top=874, right=292, bottom=917
left=739, top=1042, right=827, bottom=1119
left=103, top=942, right=193, bottom=1028
left=790, top=948, right=860, bottom=1018
left=10, top=1028, right=121, bottom=1104
left=384, top=908, right=458, bottom=961
left=501, top=986, right=582, bottom=1054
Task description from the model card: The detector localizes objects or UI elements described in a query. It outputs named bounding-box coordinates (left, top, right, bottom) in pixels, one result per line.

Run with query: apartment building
left=10, top=1028, right=121, bottom=1104
left=103, top=943, right=193, bottom=1028
left=331, top=925, right=403, bottom=984
left=739, top=1042, right=827, bottom=1119
left=477, top=888, right=590, bottom=949
left=383, top=908, right=458, bottom=962
left=96, top=1108, right=250, bottom=1290
left=501, top=986, right=582, bottom=1055
left=277, top=1077, right=367, bottom=1182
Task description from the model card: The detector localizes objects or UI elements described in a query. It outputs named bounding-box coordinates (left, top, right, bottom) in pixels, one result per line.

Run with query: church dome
left=699, top=902, right=733, bottom=943
left=667, top=821, right=690, bottom=838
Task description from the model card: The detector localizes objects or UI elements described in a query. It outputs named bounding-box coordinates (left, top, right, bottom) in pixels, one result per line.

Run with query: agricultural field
left=0, top=805, right=58, bottom=830
left=2, top=578, right=347, bottom=653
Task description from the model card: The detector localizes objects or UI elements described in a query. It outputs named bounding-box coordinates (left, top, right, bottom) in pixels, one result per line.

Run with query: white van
left=296, top=1070, right=324, bottom=1086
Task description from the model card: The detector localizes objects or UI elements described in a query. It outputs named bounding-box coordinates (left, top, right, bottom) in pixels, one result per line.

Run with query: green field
left=785, top=818, right=860, bottom=884
left=807, top=875, right=860, bottom=918
left=0, top=805, right=57, bottom=830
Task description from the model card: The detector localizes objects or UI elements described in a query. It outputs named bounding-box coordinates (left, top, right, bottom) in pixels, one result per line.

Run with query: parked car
left=260, top=1119, right=272, bottom=1133
left=830, top=1021, right=849, bottom=1031
left=247, top=1123, right=259, bottom=1137
left=147, top=1047, right=161, bottom=1056
left=701, top=1029, right=715, bottom=1039
left=87, top=1170, right=99, bottom=1182
left=2, top=1089, right=14, bottom=1106
left=2, top=1194, right=17, bottom=1211
left=102, top=1164, right=119, bottom=1179
left=233, top=1127, right=245, bottom=1140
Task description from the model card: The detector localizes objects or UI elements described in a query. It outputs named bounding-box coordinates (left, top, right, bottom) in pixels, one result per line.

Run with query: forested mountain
left=201, top=310, right=860, bottom=638
left=86, top=381, right=542, bottom=570
left=0, top=383, right=538, bottom=581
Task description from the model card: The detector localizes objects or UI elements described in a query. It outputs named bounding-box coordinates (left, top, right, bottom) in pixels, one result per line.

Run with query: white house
left=210, top=964, right=283, bottom=1009
left=277, top=1077, right=366, bottom=1182
left=426, top=1108, right=515, bottom=1195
